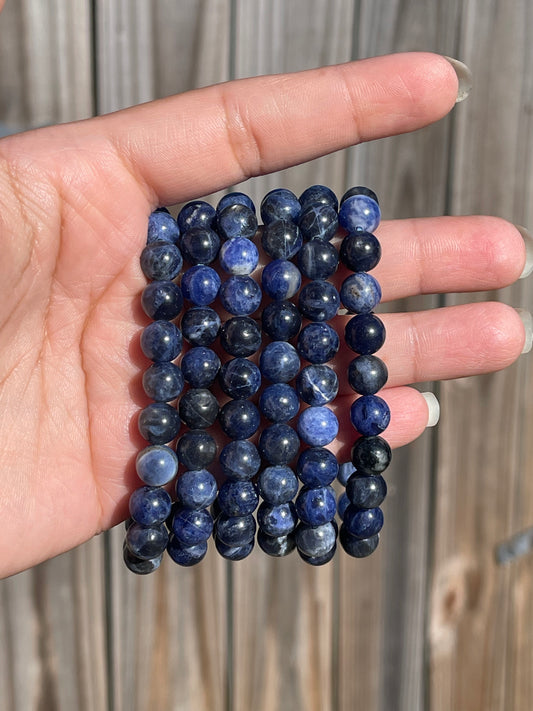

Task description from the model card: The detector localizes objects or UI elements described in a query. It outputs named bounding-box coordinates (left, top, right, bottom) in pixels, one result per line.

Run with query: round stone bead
left=147, top=210, right=180, bottom=244
left=142, top=362, right=184, bottom=401
left=176, top=430, right=217, bottom=469
left=261, top=220, right=303, bottom=259
left=181, top=306, right=221, bottom=346
left=261, top=300, right=302, bottom=341
left=220, top=440, right=261, bottom=480
left=175, top=469, right=218, bottom=509
left=126, top=522, right=169, bottom=560
left=337, top=492, right=350, bottom=520
left=180, top=226, right=220, bottom=265
left=296, top=364, right=338, bottom=405
left=296, top=447, right=338, bottom=487
left=218, top=400, right=260, bottom=440
left=346, top=473, right=387, bottom=509
left=350, top=395, right=391, bottom=436
left=141, top=280, right=183, bottom=320
left=217, top=191, right=256, bottom=215
left=345, top=313, right=386, bottom=355
left=219, top=316, right=262, bottom=356
left=257, top=465, right=299, bottom=504
left=337, top=461, right=356, bottom=486
left=181, top=265, right=221, bottom=306
left=217, top=480, right=259, bottom=516
left=178, top=388, right=219, bottom=429
left=298, top=280, right=340, bottom=322
left=219, top=275, right=262, bottom=316
left=138, top=402, right=181, bottom=444
left=258, top=423, right=300, bottom=465
left=215, top=537, right=255, bottom=561
left=348, top=355, right=388, bottom=395
left=180, top=346, right=221, bottom=388
left=260, top=188, right=301, bottom=225
left=129, top=486, right=172, bottom=526
left=141, top=320, right=182, bottom=362
left=295, top=521, right=337, bottom=558
left=177, top=200, right=216, bottom=232
left=172, top=506, right=214, bottom=546
left=218, top=237, right=259, bottom=275
left=218, top=358, right=262, bottom=399
left=167, top=536, right=208, bottom=566
left=297, top=323, right=339, bottom=364
left=299, top=184, right=338, bottom=212
left=261, top=259, right=301, bottom=300
left=215, top=513, right=256, bottom=546
left=339, top=527, right=379, bottom=558
left=340, top=185, right=379, bottom=206
left=140, top=240, right=183, bottom=280
left=257, top=529, right=296, bottom=557
left=136, top=445, right=178, bottom=486
left=217, top=203, right=258, bottom=241
left=297, top=406, right=339, bottom=447
left=257, top=501, right=298, bottom=537
left=343, top=505, right=384, bottom=539
left=295, top=486, right=337, bottom=526
left=298, top=544, right=337, bottom=566
left=338, top=194, right=381, bottom=233
left=297, top=240, right=339, bottom=280
left=351, top=435, right=392, bottom=475
left=339, top=231, right=381, bottom=272
left=123, top=546, right=163, bottom=575
left=340, top=272, right=382, bottom=314
left=259, top=341, right=300, bottom=383
left=259, top=383, right=300, bottom=423
left=298, top=204, right=338, bottom=241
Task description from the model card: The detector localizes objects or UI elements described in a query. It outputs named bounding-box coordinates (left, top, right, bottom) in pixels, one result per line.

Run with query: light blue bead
left=218, top=237, right=259, bottom=275
left=338, top=194, right=381, bottom=233
left=340, top=272, right=382, bottom=314
left=297, top=406, right=339, bottom=446
left=261, top=259, right=301, bottom=300
left=135, top=445, right=178, bottom=486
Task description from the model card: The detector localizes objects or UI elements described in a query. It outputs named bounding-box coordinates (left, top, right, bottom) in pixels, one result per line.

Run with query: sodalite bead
left=337, top=492, right=350, bottom=520
left=217, top=203, right=258, bottom=241
left=259, top=341, right=300, bottom=383
left=297, top=322, right=339, bottom=364
left=261, top=300, right=302, bottom=341
left=167, top=537, right=208, bottom=566
left=126, top=523, right=169, bottom=560
left=295, top=486, right=337, bottom=526
left=176, top=430, right=217, bottom=469
left=177, top=200, right=216, bottom=232
left=257, top=529, right=296, bottom=557
left=297, top=241, right=339, bottom=280
left=298, top=204, right=338, bottom=241
left=340, top=185, right=379, bottom=206
left=297, top=406, right=339, bottom=447
left=181, top=346, right=221, bottom=388
left=141, top=240, right=183, bottom=281
left=296, top=364, right=338, bottom=405
left=261, top=220, right=303, bottom=259
left=340, top=272, right=382, bottom=314
left=219, top=275, right=262, bottom=316
left=123, top=546, right=163, bottom=575
left=138, top=402, right=181, bottom=444
left=337, top=461, right=356, bottom=486
left=180, top=226, right=220, bottom=265
left=298, top=544, right=337, bottom=566
left=218, top=237, right=259, bottom=275
left=217, top=480, right=259, bottom=516
left=136, top=445, right=178, bottom=486
left=178, top=388, right=219, bottom=429
left=142, top=362, right=184, bottom=402
left=351, top=435, right=392, bottom=475
left=339, top=231, right=381, bottom=272
left=260, top=188, right=301, bottom=224
left=147, top=211, right=180, bottom=244
left=257, top=465, right=299, bottom=504
left=175, top=469, right=217, bottom=509
left=219, top=358, right=262, bottom=399
left=129, top=486, right=172, bottom=526
left=339, top=527, right=379, bottom=558
left=350, top=394, right=390, bottom=436
left=343, top=505, right=384, bottom=539
left=258, top=423, right=300, bottom=465
left=181, top=265, right=221, bottom=306
left=261, top=259, right=301, bottom=300
left=141, top=321, right=182, bottom=362
left=345, top=313, right=386, bottom=355
left=218, top=399, right=261, bottom=439
left=141, top=280, right=183, bottom=320
left=215, top=537, right=255, bottom=561
left=181, top=307, right=221, bottom=346
left=338, top=194, right=381, bottom=233
left=217, top=191, right=256, bottom=215
left=172, top=506, right=214, bottom=546
left=348, top=355, right=388, bottom=395
left=346, top=473, right=387, bottom=509
left=295, top=521, right=337, bottom=558
left=299, top=184, right=338, bottom=212
left=259, top=383, right=300, bottom=423
left=220, top=440, right=261, bottom=480
left=257, top=501, right=298, bottom=537
left=296, top=447, right=338, bottom=487
left=215, top=513, right=256, bottom=545
left=220, top=316, right=262, bottom=357
left=298, top=280, right=339, bottom=322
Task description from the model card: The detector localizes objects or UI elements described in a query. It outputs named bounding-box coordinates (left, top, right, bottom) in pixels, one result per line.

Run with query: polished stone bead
left=261, top=300, right=302, bottom=341
left=136, top=445, right=178, bottom=486
left=299, top=184, right=338, bottom=212
left=181, top=265, right=221, bottom=306
left=340, top=186, right=379, bottom=206
left=257, top=529, right=296, bottom=557
left=298, top=543, right=337, bottom=566
left=218, top=357, right=261, bottom=399
left=138, top=402, right=181, bottom=444
left=141, top=280, right=183, bottom=320
left=297, top=322, right=339, bottom=364
left=337, top=492, right=350, bottom=520
left=180, top=346, right=220, bottom=388
left=141, top=240, right=183, bottom=280
left=350, top=395, right=390, bottom=436
left=298, top=203, right=338, bottom=241
left=296, top=446, right=338, bottom=487
left=257, top=465, right=299, bottom=505
left=172, top=506, right=214, bottom=545
left=129, top=485, right=172, bottom=526
left=218, top=480, right=259, bottom=516
left=295, top=485, right=337, bottom=526
left=218, top=237, right=259, bottom=275
left=147, top=210, right=180, bottom=244
left=126, top=522, right=169, bottom=560
left=296, top=364, right=338, bottom=405
left=217, top=203, right=258, bottom=241
left=346, top=473, right=387, bottom=509
left=215, top=513, right=256, bottom=546
left=176, top=430, right=217, bottom=469
left=177, top=200, right=216, bottom=232
left=261, top=259, right=301, bottom=300
left=257, top=501, right=298, bottom=537
left=123, top=546, right=163, bottom=574
left=220, top=440, right=261, bottom=480
left=142, top=362, right=184, bottom=401
left=295, top=521, right=337, bottom=558
left=259, top=341, right=300, bottom=383
left=124, top=517, right=134, bottom=530
left=141, top=320, right=182, bottom=362
left=348, top=355, right=388, bottom=395
left=219, top=399, right=260, bottom=439
left=180, top=226, right=220, bottom=265
left=178, top=388, right=219, bottom=429
left=217, top=191, right=255, bottom=215
left=345, top=313, right=386, bottom=354
left=343, top=505, right=384, bottom=539
left=259, top=383, right=300, bottom=423
left=258, top=423, right=300, bottom=465
left=298, top=280, right=339, bottom=322
left=175, top=468, right=218, bottom=509
left=351, top=435, right=392, bottom=475
left=337, top=461, right=356, bottom=486
left=260, top=188, right=301, bottom=225
left=297, top=406, right=339, bottom=447
left=219, top=316, right=262, bottom=356
left=340, top=272, right=382, bottom=314
left=261, top=220, right=303, bottom=259
left=167, top=536, right=208, bottom=566
left=297, top=240, right=339, bottom=280
left=215, top=536, right=255, bottom=561
left=338, top=194, right=381, bottom=233
left=181, top=306, right=221, bottom=346
left=219, top=275, right=262, bottom=315
left=339, top=231, right=381, bottom=272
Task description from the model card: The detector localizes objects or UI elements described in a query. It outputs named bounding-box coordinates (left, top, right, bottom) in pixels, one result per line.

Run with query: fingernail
left=516, top=308, right=533, bottom=354
left=443, top=57, right=473, bottom=103
left=422, top=391, right=440, bottom=427
left=516, top=226, right=533, bottom=278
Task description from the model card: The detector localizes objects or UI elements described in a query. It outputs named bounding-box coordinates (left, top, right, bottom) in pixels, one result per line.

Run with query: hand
left=0, top=52, right=527, bottom=578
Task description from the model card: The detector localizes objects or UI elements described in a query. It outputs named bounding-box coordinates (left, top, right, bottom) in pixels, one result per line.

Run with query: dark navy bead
left=181, top=265, right=221, bottom=306
left=142, top=362, right=184, bottom=401
left=340, top=273, right=381, bottom=314
left=180, top=226, right=220, bottom=265
left=141, top=320, right=182, bottom=362
left=339, top=231, right=381, bottom=272
left=141, top=240, right=183, bottom=280
left=259, top=341, right=300, bottom=383
left=295, top=486, right=337, bottom=526
left=339, top=527, right=379, bottom=557
left=124, top=517, right=134, bottom=531
left=298, top=280, right=339, bottom=322
left=181, top=306, right=221, bottom=346
left=136, top=445, right=178, bottom=486
left=167, top=536, right=208, bottom=566
left=261, top=220, right=303, bottom=259
left=138, top=402, right=181, bottom=444
left=217, top=480, right=259, bottom=516
left=299, top=184, right=338, bottom=212
left=350, top=395, right=390, bottom=436
left=257, top=529, right=296, bottom=557
left=298, top=543, right=336, bottom=566
left=296, top=364, right=338, bottom=405
left=218, top=358, right=261, bottom=399
left=178, top=388, right=219, bottom=429
left=129, top=486, right=172, bottom=526
left=177, top=200, right=216, bottom=232
left=123, top=546, right=162, bottom=574
left=261, top=300, right=302, bottom=341
left=261, top=259, right=301, bottom=300
left=215, top=513, right=256, bottom=546
left=297, top=241, right=339, bottom=280
left=219, top=275, right=262, bottom=315
left=218, top=237, right=259, bottom=275
left=297, top=406, right=338, bottom=447
left=172, top=506, right=214, bottom=545
left=337, top=492, right=350, bottom=520
left=257, top=501, right=298, bottom=537
left=258, top=383, right=300, bottom=422
left=348, top=355, right=388, bottom=395
left=298, top=204, right=338, bottom=241
left=176, top=430, right=217, bottom=469
left=338, top=194, right=381, bottom=233
left=216, top=191, right=255, bottom=215
left=141, top=280, right=183, bottom=320
left=219, top=316, right=262, bottom=356
left=126, top=522, right=169, bottom=560
left=258, top=423, right=300, bottom=465
left=147, top=210, right=180, bottom=244
left=217, top=203, right=258, bottom=241
left=346, top=473, right=387, bottom=509
left=220, top=440, right=261, bottom=480
left=296, top=447, right=338, bottom=487
left=260, top=188, right=301, bottom=224
left=340, top=186, right=379, bottom=206
left=351, top=436, right=392, bottom=474
left=154, top=206, right=170, bottom=213
left=345, top=313, right=386, bottom=354
left=343, top=505, right=384, bottom=539
left=337, top=461, right=356, bottom=486
left=219, top=399, right=260, bottom=439
left=175, top=469, right=218, bottom=509
left=296, top=322, right=339, bottom=364
left=295, top=521, right=337, bottom=558
left=215, top=537, right=255, bottom=561
left=180, top=346, right=221, bottom=388
left=257, top=465, right=299, bottom=504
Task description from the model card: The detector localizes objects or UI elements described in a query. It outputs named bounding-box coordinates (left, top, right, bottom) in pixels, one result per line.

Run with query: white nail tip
left=422, top=391, right=440, bottom=428
left=516, top=226, right=533, bottom=279
left=443, top=56, right=473, bottom=103
left=516, top=308, right=533, bottom=354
